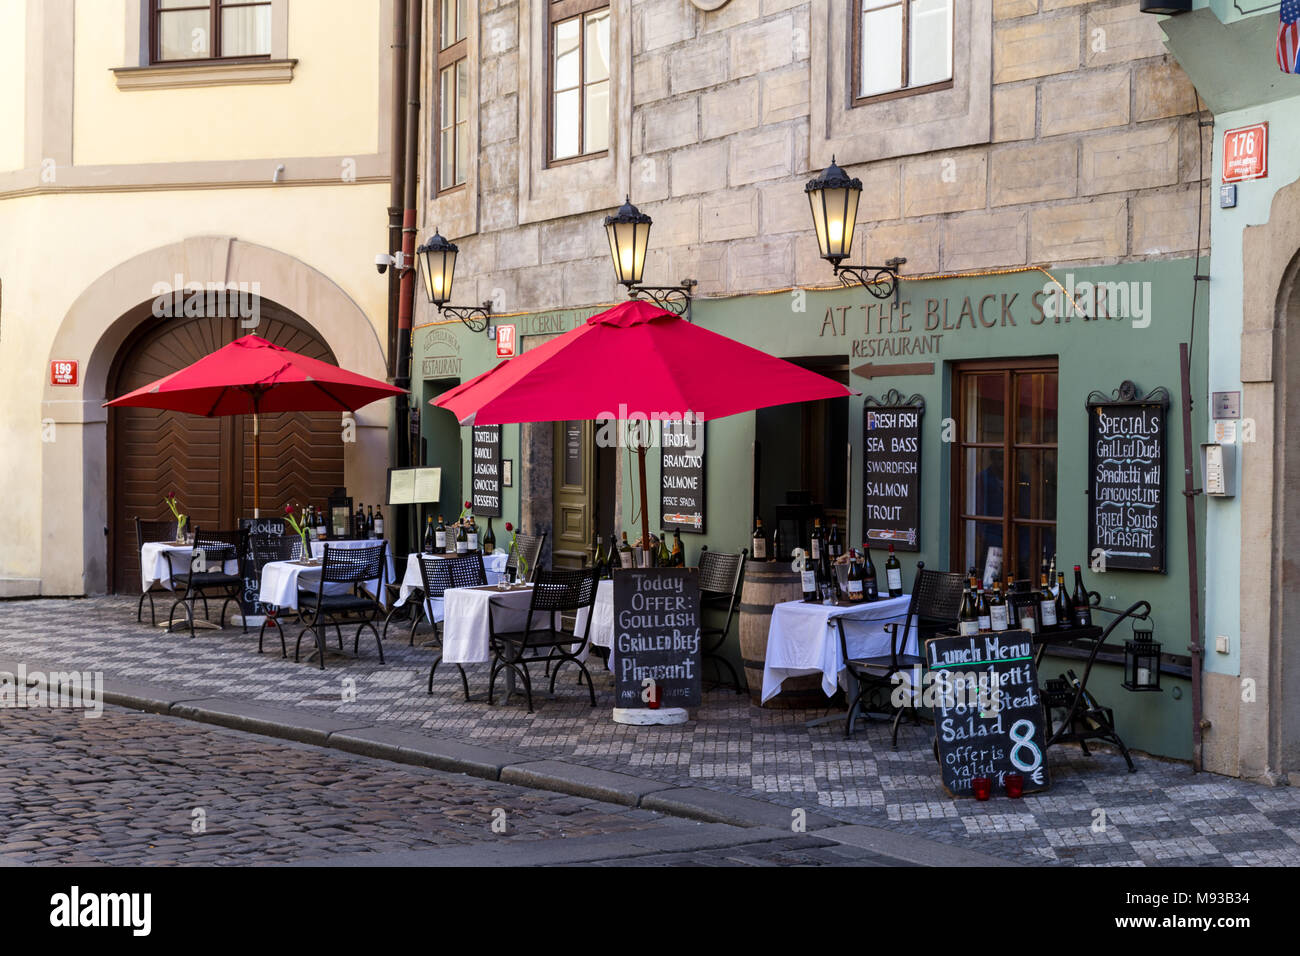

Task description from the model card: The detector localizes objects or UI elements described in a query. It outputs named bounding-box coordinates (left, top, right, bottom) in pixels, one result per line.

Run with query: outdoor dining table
left=257, top=539, right=397, bottom=612
left=761, top=594, right=913, bottom=705
left=438, top=583, right=569, bottom=665
left=574, top=578, right=615, bottom=667
left=140, top=540, right=239, bottom=593
left=392, top=550, right=510, bottom=624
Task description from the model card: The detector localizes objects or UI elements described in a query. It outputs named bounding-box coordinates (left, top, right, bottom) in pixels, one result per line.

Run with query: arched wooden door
left=108, top=305, right=345, bottom=593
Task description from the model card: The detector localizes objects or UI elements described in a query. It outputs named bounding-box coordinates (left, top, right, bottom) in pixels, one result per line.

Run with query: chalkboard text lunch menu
left=926, top=630, right=1051, bottom=798
left=613, top=568, right=702, bottom=709
left=862, top=394, right=923, bottom=551
left=471, top=424, right=502, bottom=517
left=1086, top=384, right=1169, bottom=573
left=660, top=418, right=706, bottom=534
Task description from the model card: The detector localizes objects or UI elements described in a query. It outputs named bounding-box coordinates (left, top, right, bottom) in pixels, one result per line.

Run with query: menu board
left=862, top=398, right=923, bottom=551
left=386, top=467, right=442, bottom=506
left=1087, top=391, right=1167, bottom=573
left=471, top=425, right=502, bottom=517
left=660, top=419, right=706, bottom=533
left=238, top=516, right=288, bottom=616
left=612, top=568, right=702, bottom=709
left=926, top=629, right=1050, bottom=798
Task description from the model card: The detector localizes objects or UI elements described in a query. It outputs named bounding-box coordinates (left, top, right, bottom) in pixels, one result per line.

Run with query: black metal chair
left=294, top=542, right=388, bottom=669
left=697, top=545, right=747, bottom=693
left=837, top=562, right=964, bottom=745
left=164, top=527, right=247, bottom=639
left=424, top=554, right=487, bottom=700
left=249, top=533, right=303, bottom=657
left=505, top=530, right=547, bottom=584
left=487, top=566, right=599, bottom=712
left=135, top=516, right=178, bottom=626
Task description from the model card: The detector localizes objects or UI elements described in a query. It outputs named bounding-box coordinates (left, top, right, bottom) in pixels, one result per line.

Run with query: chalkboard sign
left=1086, top=382, right=1169, bottom=573
left=238, top=516, right=288, bottom=616
left=862, top=392, right=923, bottom=551
left=612, top=567, right=702, bottom=709
left=660, top=418, right=705, bottom=533
left=926, top=629, right=1050, bottom=798
left=471, top=425, right=502, bottom=517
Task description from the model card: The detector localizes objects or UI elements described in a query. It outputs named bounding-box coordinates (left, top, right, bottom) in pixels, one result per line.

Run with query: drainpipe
left=387, top=0, right=407, bottom=383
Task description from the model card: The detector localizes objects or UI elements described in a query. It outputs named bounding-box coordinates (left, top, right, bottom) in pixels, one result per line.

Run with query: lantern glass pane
left=634, top=221, right=650, bottom=283
left=808, top=190, right=830, bottom=259
left=605, top=223, right=624, bottom=283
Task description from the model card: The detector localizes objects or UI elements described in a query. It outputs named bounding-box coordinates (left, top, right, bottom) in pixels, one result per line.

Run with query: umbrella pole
left=637, top=439, right=651, bottom=567
left=253, top=408, right=261, bottom=519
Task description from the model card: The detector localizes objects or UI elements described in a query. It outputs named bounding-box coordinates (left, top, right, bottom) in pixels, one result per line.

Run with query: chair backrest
left=249, top=533, right=300, bottom=573
left=135, top=516, right=178, bottom=548
left=697, top=546, right=746, bottom=599
left=506, top=530, right=547, bottom=582
left=906, top=564, right=965, bottom=642
left=190, top=528, right=246, bottom=567
left=528, top=566, right=599, bottom=616
left=446, top=553, right=488, bottom=589
left=417, top=554, right=455, bottom=599
left=320, top=542, right=387, bottom=587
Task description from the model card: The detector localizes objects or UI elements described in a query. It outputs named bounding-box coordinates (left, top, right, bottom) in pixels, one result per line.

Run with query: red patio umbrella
left=432, top=299, right=857, bottom=552
left=105, top=334, right=405, bottom=516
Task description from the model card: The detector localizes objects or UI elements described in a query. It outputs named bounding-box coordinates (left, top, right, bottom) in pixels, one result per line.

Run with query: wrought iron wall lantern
left=1122, top=625, right=1163, bottom=692
left=806, top=158, right=905, bottom=304
left=416, top=230, right=494, bottom=334
left=604, top=197, right=696, bottom=315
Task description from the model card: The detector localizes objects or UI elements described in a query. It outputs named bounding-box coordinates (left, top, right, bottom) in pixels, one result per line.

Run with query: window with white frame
left=853, top=0, right=953, bottom=103
left=549, top=0, right=611, bottom=164
left=436, top=0, right=470, bottom=192
left=151, top=0, right=272, bottom=62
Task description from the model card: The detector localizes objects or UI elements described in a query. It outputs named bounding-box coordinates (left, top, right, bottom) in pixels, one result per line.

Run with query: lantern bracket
left=435, top=302, right=494, bottom=334
left=833, top=257, right=906, bottom=304
left=625, top=279, right=697, bottom=316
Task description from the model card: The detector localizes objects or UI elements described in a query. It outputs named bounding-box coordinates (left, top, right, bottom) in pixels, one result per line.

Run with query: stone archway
left=1232, top=180, right=1300, bottom=783
left=41, top=237, right=390, bottom=595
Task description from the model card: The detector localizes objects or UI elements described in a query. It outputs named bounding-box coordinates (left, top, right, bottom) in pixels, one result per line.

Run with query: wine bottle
left=374, top=505, right=385, bottom=539
left=421, top=516, right=434, bottom=554
left=456, top=519, right=468, bottom=555
left=1038, top=571, right=1058, bottom=628
left=959, top=585, right=980, bottom=637
left=862, top=544, right=879, bottom=601
left=769, top=523, right=783, bottom=563
left=1055, top=571, right=1074, bottom=629
left=1016, top=576, right=1040, bottom=635
left=801, top=556, right=819, bottom=603
left=1072, top=565, right=1093, bottom=628
left=810, top=518, right=823, bottom=565
left=828, top=519, right=842, bottom=560
left=467, top=517, right=479, bottom=554
left=619, top=532, right=633, bottom=569
left=315, top=506, right=327, bottom=541
left=433, top=514, right=446, bottom=553
left=1048, top=553, right=1058, bottom=592
left=608, top=534, right=619, bottom=576
left=590, top=531, right=602, bottom=574
left=483, top=517, right=495, bottom=555
left=885, top=544, right=903, bottom=598
left=976, top=587, right=991, bottom=633
left=845, top=550, right=864, bottom=602
left=365, top=505, right=375, bottom=539
left=751, top=517, right=768, bottom=561
left=671, top=530, right=684, bottom=567
left=354, top=502, right=364, bottom=539
left=989, top=582, right=1009, bottom=632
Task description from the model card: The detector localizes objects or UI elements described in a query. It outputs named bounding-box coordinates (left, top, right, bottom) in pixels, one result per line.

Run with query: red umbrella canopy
left=433, top=299, right=856, bottom=425
left=104, top=334, right=405, bottom=415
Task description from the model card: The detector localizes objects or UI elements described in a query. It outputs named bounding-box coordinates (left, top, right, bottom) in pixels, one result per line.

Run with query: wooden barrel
left=738, top=564, right=827, bottom=708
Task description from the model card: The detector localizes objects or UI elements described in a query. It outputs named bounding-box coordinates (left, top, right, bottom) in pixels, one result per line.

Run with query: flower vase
left=300, top=532, right=310, bottom=561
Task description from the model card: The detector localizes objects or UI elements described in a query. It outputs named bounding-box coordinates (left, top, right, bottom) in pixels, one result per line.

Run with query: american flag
left=1279, top=0, right=1300, bottom=74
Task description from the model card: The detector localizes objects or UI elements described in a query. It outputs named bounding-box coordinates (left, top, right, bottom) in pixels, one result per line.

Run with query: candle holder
left=971, top=776, right=992, bottom=801
left=1122, top=625, right=1162, bottom=692
left=1004, top=773, right=1024, bottom=799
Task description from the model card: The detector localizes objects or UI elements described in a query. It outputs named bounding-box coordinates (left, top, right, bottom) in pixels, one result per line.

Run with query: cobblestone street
left=3, top=597, right=1300, bottom=866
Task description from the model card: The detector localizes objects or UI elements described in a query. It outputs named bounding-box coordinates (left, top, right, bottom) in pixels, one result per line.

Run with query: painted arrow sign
left=852, top=361, right=935, bottom=380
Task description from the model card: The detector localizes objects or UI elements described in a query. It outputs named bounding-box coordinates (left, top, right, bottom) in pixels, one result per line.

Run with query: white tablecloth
left=575, top=579, right=615, bottom=651
left=395, top=551, right=510, bottom=622
left=440, top=585, right=566, bottom=665
left=257, top=540, right=396, bottom=611
left=140, top=542, right=238, bottom=593
left=761, top=595, right=913, bottom=704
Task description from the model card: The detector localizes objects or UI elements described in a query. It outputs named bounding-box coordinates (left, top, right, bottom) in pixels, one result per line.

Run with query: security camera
left=375, top=253, right=394, bottom=275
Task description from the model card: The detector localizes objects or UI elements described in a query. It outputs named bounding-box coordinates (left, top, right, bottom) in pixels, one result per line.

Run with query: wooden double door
left=108, top=306, right=345, bottom=593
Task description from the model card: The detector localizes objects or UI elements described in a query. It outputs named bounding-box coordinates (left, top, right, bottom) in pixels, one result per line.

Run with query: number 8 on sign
left=1008, top=718, right=1042, bottom=774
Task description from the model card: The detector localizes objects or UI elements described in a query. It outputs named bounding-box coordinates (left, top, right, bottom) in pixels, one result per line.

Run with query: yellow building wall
left=0, top=182, right=390, bottom=582
left=73, top=0, right=381, bottom=166
left=0, top=0, right=26, bottom=172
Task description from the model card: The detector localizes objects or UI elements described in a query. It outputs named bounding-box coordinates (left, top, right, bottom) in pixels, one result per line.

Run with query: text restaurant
left=399, top=164, right=1207, bottom=777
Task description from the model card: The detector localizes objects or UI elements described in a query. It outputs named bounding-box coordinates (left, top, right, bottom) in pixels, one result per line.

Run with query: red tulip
left=283, top=504, right=293, bottom=515
left=464, top=500, right=471, bottom=509
left=505, top=522, right=513, bottom=532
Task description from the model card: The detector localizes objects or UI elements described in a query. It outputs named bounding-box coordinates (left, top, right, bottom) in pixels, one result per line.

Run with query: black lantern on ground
left=416, top=230, right=493, bottom=333
left=805, top=157, right=904, bottom=302
left=603, top=196, right=696, bottom=315
left=1122, top=625, right=1162, bottom=692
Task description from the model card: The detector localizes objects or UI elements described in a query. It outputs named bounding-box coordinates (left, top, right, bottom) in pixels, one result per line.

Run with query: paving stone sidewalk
left=3, top=596, right=1299, bottom=866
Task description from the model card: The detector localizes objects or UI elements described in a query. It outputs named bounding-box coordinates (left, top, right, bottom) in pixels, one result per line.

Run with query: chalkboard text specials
left=238, top=516, right=287, bottom=616
left=660, top=419, right=705, bottom=534
left=471, top=425, right=502, bottom=517
left=613, top=568, right=702, bottom=709
left=863, top=403, right=922, bottom=551
left=1087, top=398, right=1167, bottom=573
left=925, top=630, right=1050, bottom=798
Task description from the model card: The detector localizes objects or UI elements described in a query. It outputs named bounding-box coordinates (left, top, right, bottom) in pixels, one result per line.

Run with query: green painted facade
left=412, top=258, right=1207, bottom=760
